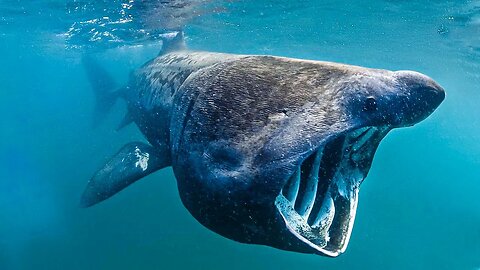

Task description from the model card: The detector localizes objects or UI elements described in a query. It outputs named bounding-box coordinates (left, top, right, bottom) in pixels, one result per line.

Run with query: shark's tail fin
left=82, top=56, right=122, bottom=127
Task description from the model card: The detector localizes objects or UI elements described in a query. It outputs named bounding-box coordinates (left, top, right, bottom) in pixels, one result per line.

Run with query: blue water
left=1, top=1, right=479, bottom=269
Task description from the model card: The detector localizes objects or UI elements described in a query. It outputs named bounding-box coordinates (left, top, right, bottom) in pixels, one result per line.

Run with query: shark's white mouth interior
left=275, top=126, right=389, bottom=257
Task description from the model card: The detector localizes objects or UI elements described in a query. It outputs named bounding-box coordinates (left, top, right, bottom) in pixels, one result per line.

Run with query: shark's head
left=344, top=70, right=445, bottom=129
left=173, top=57, right=445, bottom=257
left=263, top=68, right=445, bottom=257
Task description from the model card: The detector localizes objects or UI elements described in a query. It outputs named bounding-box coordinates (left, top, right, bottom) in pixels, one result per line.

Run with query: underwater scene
left=1, top=0, right=479, bottom=269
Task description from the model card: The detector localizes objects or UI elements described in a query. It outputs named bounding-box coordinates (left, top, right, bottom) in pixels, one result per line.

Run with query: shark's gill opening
left=275, top=126, right=390, bottom=257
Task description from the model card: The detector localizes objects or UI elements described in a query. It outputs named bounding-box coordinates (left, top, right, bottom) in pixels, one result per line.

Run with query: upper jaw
left=274, top=125, right=390, bottom=257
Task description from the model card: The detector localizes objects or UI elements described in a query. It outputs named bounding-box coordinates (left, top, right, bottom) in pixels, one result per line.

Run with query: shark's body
left=81, top=33, right=445, bottom=257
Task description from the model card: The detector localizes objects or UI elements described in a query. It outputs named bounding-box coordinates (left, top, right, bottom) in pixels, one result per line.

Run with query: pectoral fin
left=80, top=142, right=171, bottom=207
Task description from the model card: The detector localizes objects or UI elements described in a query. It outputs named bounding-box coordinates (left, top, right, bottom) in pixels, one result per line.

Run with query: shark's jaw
left=275, top=126, right=390, bottom=257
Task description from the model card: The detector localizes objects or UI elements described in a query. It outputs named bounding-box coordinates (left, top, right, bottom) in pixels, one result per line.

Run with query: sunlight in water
left=0, top=0, right=479, bottom=269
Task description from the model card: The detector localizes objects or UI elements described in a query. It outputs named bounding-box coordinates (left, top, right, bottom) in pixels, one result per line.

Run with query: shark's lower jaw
left=275, top=126, right=390, bottom=257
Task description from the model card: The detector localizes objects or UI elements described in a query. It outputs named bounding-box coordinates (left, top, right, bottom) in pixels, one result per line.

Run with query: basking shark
left=81, top=32, right=445, bottom=257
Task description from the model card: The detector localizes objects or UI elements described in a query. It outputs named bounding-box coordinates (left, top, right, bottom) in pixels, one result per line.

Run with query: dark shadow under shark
left=80, top=32, right=445, bottom=257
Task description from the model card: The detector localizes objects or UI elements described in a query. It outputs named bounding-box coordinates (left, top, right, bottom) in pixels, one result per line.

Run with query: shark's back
left=128, top=51, right=243, bottom=111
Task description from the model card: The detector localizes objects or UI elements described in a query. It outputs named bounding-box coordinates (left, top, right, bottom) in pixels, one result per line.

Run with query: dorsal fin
left=82, top=56, right=120, bottom=128
left=159, top=31, right=186, bottom=55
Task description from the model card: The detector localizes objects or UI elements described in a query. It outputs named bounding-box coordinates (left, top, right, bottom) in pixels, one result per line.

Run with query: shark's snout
left=393, top=71, right=445, bottom=127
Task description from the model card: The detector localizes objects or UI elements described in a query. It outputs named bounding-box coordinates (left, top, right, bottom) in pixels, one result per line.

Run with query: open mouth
left=275, top=126, right=390, bottom=257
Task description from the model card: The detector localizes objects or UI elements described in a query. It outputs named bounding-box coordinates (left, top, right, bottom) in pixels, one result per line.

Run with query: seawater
left=0, top=1, right=479, bottom=269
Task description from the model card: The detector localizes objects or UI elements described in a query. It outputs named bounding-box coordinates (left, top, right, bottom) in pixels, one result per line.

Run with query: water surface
left=1, top=1, right=479, bottom=269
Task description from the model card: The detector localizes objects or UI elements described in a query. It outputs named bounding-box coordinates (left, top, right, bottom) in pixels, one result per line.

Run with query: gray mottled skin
left=124, top=52, right=242, bottom=149
left=81, top=43, right=445, bottom=257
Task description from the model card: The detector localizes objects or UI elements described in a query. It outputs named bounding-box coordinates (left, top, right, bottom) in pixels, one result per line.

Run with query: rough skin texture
left=120, top=51, right=444, bottom=255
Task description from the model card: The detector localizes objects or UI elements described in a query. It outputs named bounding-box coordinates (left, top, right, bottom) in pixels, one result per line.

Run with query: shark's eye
left=363, top=96, right=378, bottom=112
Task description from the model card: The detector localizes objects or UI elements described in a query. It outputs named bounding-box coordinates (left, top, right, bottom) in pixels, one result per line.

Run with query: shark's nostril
left=389, top=83, right=445, bottom=128
left=403, top=85, right=445, bottom=125
left=428, top=86, right=446, bottom=106
left=394, top=70, right=445, bottom=113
